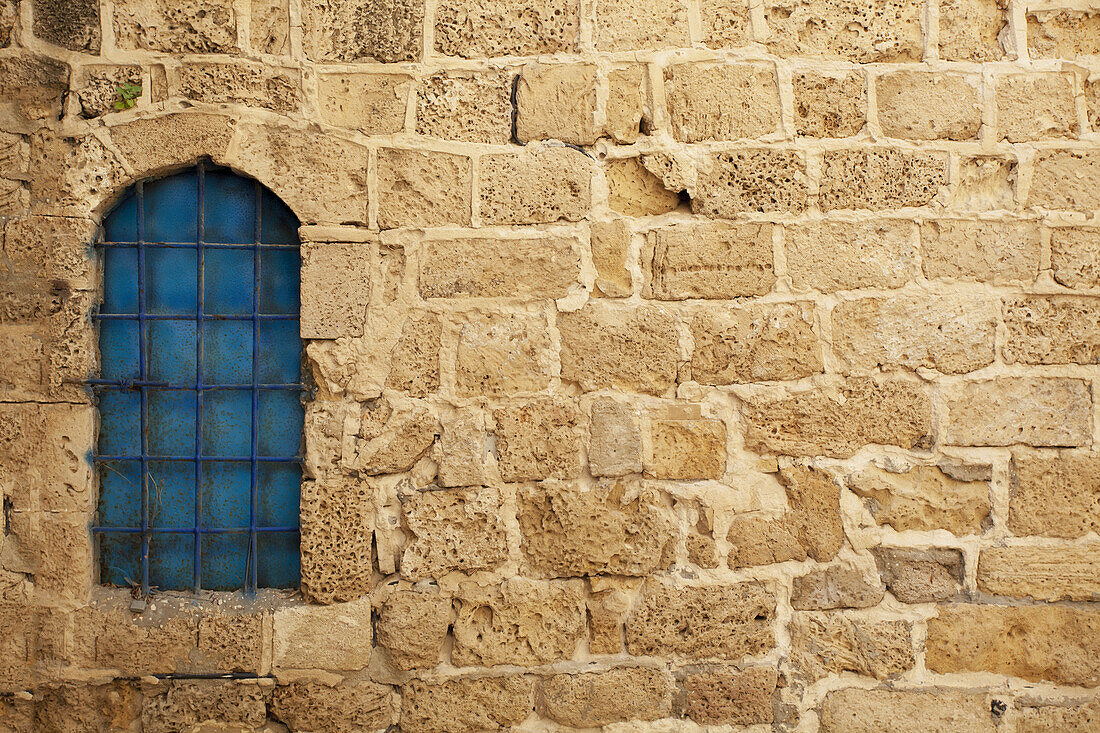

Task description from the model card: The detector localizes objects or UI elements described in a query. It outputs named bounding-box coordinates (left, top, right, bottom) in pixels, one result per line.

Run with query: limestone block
left=299, top=477, right=374, bottom=604
left=273, top=598, right=372, bottom=671
left=1017, top=701, right=1100, bottom=733
left=646, top=419, right=726, bottom=480
left=953, top=154, right=1017, bottom=210
left=606, top=65, right=646, bottom=144
left=791, top=565, right=885, bottom=610
left=1030, top=150, right=1100, bottom=213
left=926, top=605, right=1100, bottom=686
left=700, top=0, right=751, bottom=48
left=1051, top=227, right=1100, bottom=288
left=175, top=61, right=301, bottom=113
left=479, top=146, right=592, bottom=224
left=0, top=290, right=95, bottom=402
left=437, top=410, right=489, bottom=488
left=493, top=397, right=582, bottom=481
left=690, top=303, right=822, bottom=384
left=588, top=397, right=642, bottom=476
left=1088, top=79, right=1099, bottom=133
left=606, top=157, right=679, bottom=216
left=400, top=676, right=534, bottom=733
left=625, top=581, right=775, bottom=659
left=32, top=0, right=99, bottom=51
left=197, top=613, right=265, bottom=673
left=385, top=312, right=441, bottom=397
left=377, top=149, right=471, bottom=229
left=694, top=149, right=808, bottom=215
left=376, top=589, right=451, bottom=669
left=665, top=63, right=781, bottom=142
left=790, top=612, right=914, bottom=681
left=785, top=219, right=916, bottom=293
left=679, top=666, right=776, bottom=725
left=978, top=544, right=1100, bottom=601
left=0, top=389, right=92, bottom=510
left=591, top=219, right=633, bottom=297
left=271, top=681, right=398, bottom=733
left=940, top=0, right=1006, bottom=61
left=416, top=69, right=512, bottom=144
left=114, top=0, right=238, bottom=53
left=877, top=71, right=981, bottom=141
left=109, top=113, right=234, bottom=180
left=302, top=0, right=422, bottom=62
left=518, top=479, right=675, bottom=577
left=1003, top=296, right=1100, bottom=365
left=33, top=683, right=142, bottom=733
left=452, top=579, right=586, bottom=667
left=762, top=0, right=923, bottom=62
left=5, top=512, right=91, bottom=600
left=794, top=71, right=866, bottom=137
left=820, top=689, right=996, bottom=733
left=400, top=486, right=508, bottom=579
left=75, top=65, right=142, bottom=118
left=647, top=221, right=775, bottom=300
left=142, top=681, right=267, bottom=733
left=921, top=219, right=1040, bottom=285
left=996, top=73, right=1077, bottom=142
left=831, top=294, right=997, bottom=374
left=537, top=668, right=673, bottom=727
left=595, top=0, right=690, bottom=51
left=251, top=0, right=289, bottom=54
left=317, top=73, right=410, bottom=134
left=588, top=577, right=640, bottom=654
left=1027, top=9, right=1100, bottom=59
left=819, top=148, right=949, bottom=210
left=0, top=54, right=68, bottom=122
left=740, top=377, right=933, bottom=458
left=725, top=514, right=807, bottom=566
left=29, top=130, right=125, bottom=218
left=872, top=547, right=965, bottom=603
left=1009, top=449, right=1100, bottom=538
left=558, top=303, right=679, bottom=396
left=419, top=234, right=581, bottom=299
left=516, top=64, right=598, bottom=146
left=300, top=242, right=371, bottom=338
left=0, top=1, right=14, bottom=47
left=435, top=0, right=579, bottom=57
left=455, top=312, right=553, bottom=396
left=850, top=464, right=991, bottom=535
left=943, top=378, right=1092, bottom=447
left=71, top=605, right=198, bottom=675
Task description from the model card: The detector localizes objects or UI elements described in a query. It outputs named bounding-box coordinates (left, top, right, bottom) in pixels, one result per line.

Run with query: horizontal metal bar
left=93, top=313, right=299, bottom=321
left=94, top=455, right=301, bottom=463
left=97, top=241, right=299, bottom=250
left=87, top=380, right=305, bottom=391
left=92, top=526, right=299, bottom=534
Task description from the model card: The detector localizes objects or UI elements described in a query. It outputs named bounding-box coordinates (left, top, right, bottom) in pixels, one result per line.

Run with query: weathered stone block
left=877, top=71, right=982, bottom=141
left=0, top=54, right=68, bottom=122
left=1051, top=227, right=1100, bottom=288
left=791, top=612, right=914, bottom=681
left=1017, top=700, right=1100, bottom=733
left=0, top=1, right=15, bottom=47
left=1027, top=9, right=1100, bottom=59
left=1088, top=79, right=1100, bottom=134
left=606, top=157, right=680, bottom=216
left=493, top=397, right=581, bottom=481
left=794, top=71, right=866, bottom=137
left=33, top=682, right=143, bottom=733
left=273, top=598, right=371, bottom=671
left=376, top=589, right=451, bottom=669
left=1009, top=450, right=1100, bottom=538
left=479, top=146, right=592, bottom=224
left=872, top=547, right=965, bottom=603
left=595, top=0, right=690, bottom=50
left=435, top=0, right=579, bottom=57
left=75, top=65, right=143, bottom=118
left=110, top=113, right=234, bottom=180
left=29, top=130, right=125, bottom=218
left=302, top=0, right=422, bottom=62
left=694, top=150, right=808, bottom=215
left=516, top=64, right=597, bottom=146
left=591, top=219, right=632, bottom=297
left=419, top=234, right=581, bottom=299
left=943, top=378, right=1092, bottom=447
left=32, top=0, right=99, bottom=51
left=785, top=219, right=915, bottom=292
left=850, top=463, right=991, bottom=535
left=437, top=409, right=489, bottom=488
left=175, top=61, right=301, bottom=113
left=819, top=148, right=949, bottom=210
left=142, top=681, right=267, bottom=733
left=377, top=149, right=471, bottom=229
left=251, top=0, right=289, bottom=53
left=0, top=400, right=93, bottom=514
left=921, top=219, right=1040, bottom=284
left=300, top=242, right=370, bottom=339
left=537, top=668, right=673, bottom=727
left=416, top=70, right=512, bottom=144
left=386, top=312, right=442, bottom=397
left=940, top=0, right=1006, bottom=61
left=272, top=681, right=397, bottom=733
left=456, top=312, right=552, bottom=396
left=588, top=398, right=642, bottom=476
left=197, top=613, right=265, bottom=673
left=606, top=65, right=647, bottom=144
left=791, top=565, right=885, bottom=610
left=665, top=63, right=781, bottom=142
left=400, top=486, right=508, bottom=579
left=558, top=303, right=679, bottom=396
left=690, top=303, right=821, bottom=384
left=996, top=73, right=1077, bottom=142
left=299, top=475, right=374, bottom=603
left=700, top=0, right=751, bottom=48
left=978, top=544, right=1100, bottom=601
left=1003, top=296, right=1100, bottom=365
left=647, top=221, right=774, bottom=300
left=679, top=666, right=776, bottom=725
left=820, top=689, right=996, bottom=733
left=317, top=73, right=410, bottom=134
left=1030, top=150, right=1100, bottom=213
left=953, top=154, right=1017, bottom=210
left=114, top=0, right=237, bottom=52
left=400, top=676, right=534, bottom=733
left=762, top=0, right=923, bottom=61
left=646, top=419, right=726, bottom=480
left=71, top=605, right=198, bottom=675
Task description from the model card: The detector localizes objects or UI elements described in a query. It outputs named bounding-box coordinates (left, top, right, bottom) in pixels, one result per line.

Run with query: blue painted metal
left=93, top=163, right=303, bottom=594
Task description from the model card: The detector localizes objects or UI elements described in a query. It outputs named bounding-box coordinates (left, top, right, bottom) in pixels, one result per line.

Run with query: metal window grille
left=91, top=162, right=304, bottom=594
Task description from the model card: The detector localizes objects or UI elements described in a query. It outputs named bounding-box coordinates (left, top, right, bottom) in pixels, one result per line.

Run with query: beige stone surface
left=75, top=65, right=142, bottom=118
left=537, top=668, right=673, bottom=726
left=940, top=0, right=1006, bottom=61
left=1030, top=150, right=1100, bottom=212
left=872, top=547, right=965, bottom=603
left=437, top=409, right=489, bottom=488
left=588, top=398, right=643, bottom=476
left=943, top=378, right=1092, bottom=447
left=318, top=73, right=410, bottom=134
left=273, top=598, right=371, bottom=671
left=435, top=0, right=579, bottom=57
left=850, top=464, right=991, bottom=535
left=791, top=565, right=885, bottom=610
left=400, top=676, right=534, bottom=732
left=700, top=0, right=751, bottom=48
left=921, top=219, right=1040, bottom=284
left=679, top=666, right=776, bottom=725
left=400, top=485, right=509, bottom=579
left=996, top=73, right=1077, bottom=142
left=786, top=219, right=916, bottom=293
left=606, top=65, right=647, bottom=144
left=1027, top=9, right=1100, bottom=59
left=0, top=54, right=68, bottom=123
left=516, top=64, right=597, bottom=146
left=1088, top=79, right=1099, bottom=134
left=300, top=242, right=371, bottom=339
left=142, top=681, right=267, bottom=733
left=0, top=402, right=92, bottom=513
left=591, top=219, right=633, bottom=297
left=455, top=312, right=553, bottom=396
left=494, top=397, right=582, bottom=481
left=1009, top=450, right=1100, bottom=538
left=646, top=419, right=727, bottom=480
left=819, top=689, right=996, bottom=732
left=302, top=0, right=422, bottom=62
left=877, top=71, right=982, bottom=141
left=762, top=0, right=923, bottom=61
left=690, top=302, right=822, bottom=384
left=606, top=157, right=680, bottom=217
left=376, top=589, right=452, bottom=669
left=695, top=149, right=808, bottom=215
left=1003, top=296, right=1100, bottom=365
left=377, top=149, right=471, bottom=229
left=791, top=612, right=915, bottom=681
left=794, top=71, right=866, bottom=137
left=114, top=0, right=237, bottom=53
left=419, top=235, right=581, bottom=299
left=559, top=303, right=680, bottom=395
left=647, top=221, right=775, bottom=299
left=197, top=614, right=265, bottom=673
left=109, top=113, right=233, bottom=180
left=665, top=63, right=781, bottom=142
left=251, top=0, right=289, bottom=54
left=174, top=61, right=301, bottom=113
left=416, top=69, right=512, bottom=144
left=271, top=681, right=398, bottom=733
left=595, top=0, right=690, bottom=51
left=480, top=146, right=592, bottom=224
left=1051, top=227, right=1100, bottom=288
left=820, top=148, right=949, bottom=210
left=1017, top=701, right=1100, bottom=733
left=977, top=544, right=1100, bottom=601
left=953, top=154, right=1017, bottom=210
left=386, top=312, right=442, bottom=397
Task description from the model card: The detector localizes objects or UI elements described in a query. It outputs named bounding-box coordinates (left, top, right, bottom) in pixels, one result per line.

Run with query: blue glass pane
left=258, top=463, right=300, bottom=527
left=99, top=320, right=140, bottom=381
left=97, top=460, right=141, bottom=527
left=148, top=390, right=196, bottom=456
left=204, top=321, right=252, bottom=384
left=204, top=171, right=256, bottom=244
left=259, top=390, right=302, bottom=457
left=101, top=247, right=137, bottom=313
left=203, top=389, right=251, bottom=457
left=261, top=188, right=298, bottom=244
left=204, top=248, right=254, bottom=315
left=202, top=461, right=250, bottom=530
left=148, top=460, right=196, bottom=529
left=99, top=533, right=142, bottom=587
left=202, top=533, right=248, bottom=591
left=259, top=321, right=300, bottom=383
left=149, top=533, right=193, bottom=591
left=98, top=390, right=140, bottom=456
left=148, top=320, right=197, bottom=383
left=144, top=174, right=198, bottom=243
left=146, top=248, right=197, bottom=314
left=257, top=533, right=299, bottom=588
left=260, top=249, right=299, bottom=314
left=103, top=192, right=137, bottom=242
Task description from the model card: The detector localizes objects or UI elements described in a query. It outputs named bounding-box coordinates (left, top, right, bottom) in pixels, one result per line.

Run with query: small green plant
left=113, top=82, right=142, bottom=110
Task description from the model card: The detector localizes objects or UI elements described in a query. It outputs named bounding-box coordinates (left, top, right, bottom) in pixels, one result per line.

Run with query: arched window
left=91, top=163, right=303, bottom=594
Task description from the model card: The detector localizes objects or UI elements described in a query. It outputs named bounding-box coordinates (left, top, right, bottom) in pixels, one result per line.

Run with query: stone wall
left=1, top=0, right=1099, bottom=730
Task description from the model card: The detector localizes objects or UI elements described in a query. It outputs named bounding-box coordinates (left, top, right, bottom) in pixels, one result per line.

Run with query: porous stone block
left=588, top=398, right=642, bottom=476
left=872, top=547, right=965, bottom=603
left=456, top=312, right=553, bottom=396
left=647, top=221, right=774, bottom=299
left=350, top=406, right=438, bottom=474
left=197, top=613, right=265, bottom=673
left=791, top=565, right=885, bottom=610
left=71, top=605, right=198, bottom=675
left=5, top=511, right=91, bottom=600
left=700, top=0, right=751, bottom=48
left=302, top=0, right=422, bottom=62
left=33, top=683, right=142, bottom=733
left=29, top=130, right=125, bottom=218
left=940, top=0, right=1006, bottom=61
left=877, top=71, right=981, bottom=141
left=75, top=65, right=143, bottom=118
left=558, top=303, right=679, bottom=396
left=385, top=312, right=442, bottom=397
left=591, top=219, right=632, bottom=297
left=626, top=581, right=775, bottom=659
left=419, top=235, right=581, bottom=299
left=519, top=479, right=674, bottom=577
left=317, top=73, right=410, bottom=134
left=820, top=689, right=996, bottom=733
left=437, top=410, right=489, bottom=488
left=1030, top=150, right=1100, bottom=213
left=1017, top=701, right=1100, bottom=733
left=1003, top=296, right=1100, bottom=365
left=142, top=681, right=267, bottom=733
left=831, top=294, right=997, bottom=374
left=251, top=0, right=289, bottom=53
left=32, top=0, right=99, bottom=51
left=400, top=485, right=509, bottom=579
left=606, top=157, right=680, bottom=216
left=740, top=378, right=933, bottom=458
left=953, top=154, right=1017, bottom=210
left=435, top=0, right=579, bottom=57
left=606, top=65, right=647, bottom=144
left=537, top=668, right=673, bottom=727
left=762, top=0, right=923, bottom=61
left=0, top=1, right=15, bottom=47
left=664, top=63, right=781, bottom=142
left=926, top=605, right=1100, bottom=687
left=1088, top=79, right=1099, bottom=133
left=794, top=71, right=866, bottom=137
left=114, top=0, right=237, bottom=52
left=0, top=54, right=68, bottom=122
left=516, top=64, right=597, bottom=146
left=694, top=149, right=808, bottom=215
left=376, top=589, right=451, bottom=669
left=921, top=219, right=1040, bottom=284
left=587, top=577, right=640, bottom=654
left=479, top=147, right=592, bottom=224
left=785, top=219, right=915, bottom=293
left=273, top=598, right=372, bottom=671
left=819, top=148, right=949, bottom=210
left=110, top=113, right=233, bottom=180
left=943, top=378, right=1092, bottom=447
left=271, top=681, right=398, bottom=733
left=377, top=149, right=471, bottom=229
left=1009, top=450, right=1100, bottom=538
left=300, top=242, right=370, bottom=338
left=452, top=579, right=586, bottom=667
left=400, top=676, right=534, bottom=733
left=416, top=70, right=512, bottom=144
left=978, top=544, right=1100, bottom=601
left=1051, top=227, right=1100, bottom=288
left=790, top=613, right=914, bottom=681
left=850, top=463, right=991, bottom=535
left=0, top=399, right=92, bottom=514
left=493, top=397, right=582, bottom=481
left=690, top=302, right=821, bottom=384
left=646, top=419, right=727, bottom=480
left=595, top=0, right=690, bottom=51
left=1027, top=9, right=1100, bottom=59
left=175, top=61, right=300, bottom=113
left=996, top=73, right=1077, bottom=142
left=679, top=666, right=776, bottom=725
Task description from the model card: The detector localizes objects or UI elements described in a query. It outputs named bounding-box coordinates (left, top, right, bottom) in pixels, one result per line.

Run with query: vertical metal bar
left=137, top=182, right=150, bottom=596
left=194, top=163, right=206, bottom=593
left=248, top=180, right=262, bottom=593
